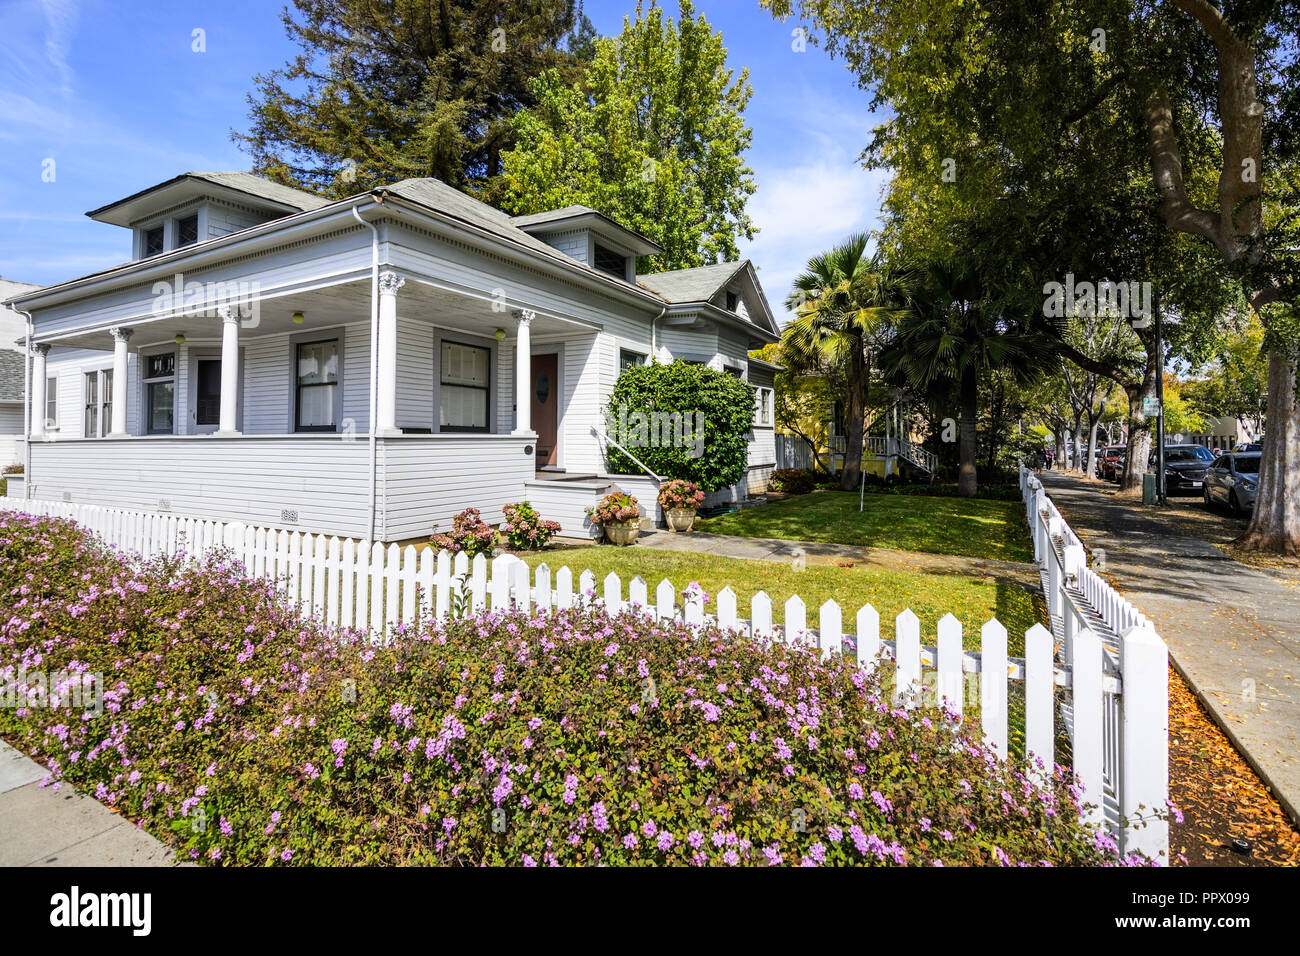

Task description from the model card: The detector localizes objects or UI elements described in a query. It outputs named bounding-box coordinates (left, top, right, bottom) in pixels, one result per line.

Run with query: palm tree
left=782, top=234, right=913, bottom=490
left=882, top=258, right=1052, bottom=497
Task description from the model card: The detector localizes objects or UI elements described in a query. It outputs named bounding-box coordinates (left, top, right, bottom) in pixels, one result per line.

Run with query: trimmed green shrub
left=604, top=361, right=754, bottom=492
left=769, top=468, right=816, bottom=494
left=0, top=510, right=1149, bottom=866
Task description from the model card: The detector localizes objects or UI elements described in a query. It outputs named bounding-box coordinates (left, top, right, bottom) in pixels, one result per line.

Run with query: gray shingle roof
left=0, top=349, right=27, bottom=403
left=510, top=205, right=602, bottom=227
left=185, top=172, right=330, bottom=211
left=382, top=179, right=633, bottom=275
left=636, top=261, right=749, bottom=303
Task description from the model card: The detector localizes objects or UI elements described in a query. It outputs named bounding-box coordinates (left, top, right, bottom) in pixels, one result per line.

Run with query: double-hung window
left=440, top=341, right=489, bottom=432
left=143, top=353, right=175, bottom=435
left=84, top=369, right=112, bottom=437
left=753, top=386, right=773, bottom=426
left=45, top=376, right=58, bottom=431
left=295, top=339, right=340, bottom=432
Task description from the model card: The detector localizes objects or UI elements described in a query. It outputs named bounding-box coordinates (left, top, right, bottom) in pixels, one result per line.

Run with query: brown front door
left=531, top=353, right=558, bottom=467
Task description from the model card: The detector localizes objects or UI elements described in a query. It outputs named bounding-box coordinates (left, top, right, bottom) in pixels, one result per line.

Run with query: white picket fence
left=1018, top=464, right=1169, bottom=857
left=2, top=490, right=1168, bottom=858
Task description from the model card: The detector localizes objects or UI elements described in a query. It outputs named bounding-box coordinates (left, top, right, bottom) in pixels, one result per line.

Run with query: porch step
left=532, top=471, right=603, bottom=482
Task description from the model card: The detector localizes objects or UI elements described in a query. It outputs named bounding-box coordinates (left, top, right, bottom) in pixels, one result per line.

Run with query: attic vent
left=593, top=244, right=627, bottom=279
left=725, top=291, right=739, bottom=312
left=281, top=509, right=299, bottom=524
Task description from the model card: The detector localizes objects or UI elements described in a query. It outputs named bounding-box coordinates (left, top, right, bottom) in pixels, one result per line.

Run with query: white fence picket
left=895, top=609, right=921, bottom=707
left=980, top=618, right=1009, bottom=760
left=818, top=600, right=841, bottom=660
left=935, top=613, right=963, bottom=718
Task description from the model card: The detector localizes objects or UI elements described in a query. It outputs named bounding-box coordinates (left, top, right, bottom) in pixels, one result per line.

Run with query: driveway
left=1039, top=471, right=1300, bottom=824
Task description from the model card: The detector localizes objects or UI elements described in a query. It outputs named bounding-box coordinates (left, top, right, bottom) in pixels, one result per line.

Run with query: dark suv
left=1149, top=444, right=1215, bottom=493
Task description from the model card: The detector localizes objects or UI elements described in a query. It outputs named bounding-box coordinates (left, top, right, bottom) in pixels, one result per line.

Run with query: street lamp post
left=1154, top=294, right=1167, bottom=506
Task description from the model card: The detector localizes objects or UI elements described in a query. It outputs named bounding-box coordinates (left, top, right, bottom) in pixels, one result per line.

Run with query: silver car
left=1203, top=452, right=1261, bottom=516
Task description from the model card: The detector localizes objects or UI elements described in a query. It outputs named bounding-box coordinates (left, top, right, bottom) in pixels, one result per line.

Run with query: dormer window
left=594, top=244, right=628, bottom=280
left=144, top=226, right=164, bottom=257
left=176, top=214, right=199, bottom=247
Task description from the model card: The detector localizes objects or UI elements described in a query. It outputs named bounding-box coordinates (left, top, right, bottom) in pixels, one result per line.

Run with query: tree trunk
left=1072, top=417, right=1086, bottom=473
left=1235, top=352, right=1300, bottom=554
left=1086, top=416, right=1101, bottom=480
left=958, top=364, right=979, bottom=496
left=1120, top=360, right=1158, bottom=493
left=839, top=340, right=867, bottom=491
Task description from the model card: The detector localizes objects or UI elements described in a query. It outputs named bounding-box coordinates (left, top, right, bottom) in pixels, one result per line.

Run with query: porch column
left=217, top=307, right=241, bottom=435
left=512, top=309, right=535, bottom=435
left=108, top=327, right=131, bottom=436
left=30, top=344, right=50, bottom=438
left=377, top=271, right=404, bottom=435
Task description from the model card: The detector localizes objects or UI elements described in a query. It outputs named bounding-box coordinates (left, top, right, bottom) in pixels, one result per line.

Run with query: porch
left=26, top=432, right=536, bottom=541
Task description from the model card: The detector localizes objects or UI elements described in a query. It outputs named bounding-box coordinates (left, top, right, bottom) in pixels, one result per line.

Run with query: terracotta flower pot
left=604, top=519, right=640, bottom=546
left=665, top=507, right=696, bottom=532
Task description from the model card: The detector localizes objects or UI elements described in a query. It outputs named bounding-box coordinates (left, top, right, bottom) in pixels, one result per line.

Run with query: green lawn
left=696, top=490, right=1033, bottom=563
left=517, top=546, right=1040, bottom=654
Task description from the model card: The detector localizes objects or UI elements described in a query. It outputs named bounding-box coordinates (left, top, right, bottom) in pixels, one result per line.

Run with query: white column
left=29, top=344, right=49, bottom=438
left=512, top=309, right=534, bottom=435
left=376, top=271, right=404, bottom=435
left=216, top=308, right=240, bottom=434
left=109, top=327, right=131, bottom=436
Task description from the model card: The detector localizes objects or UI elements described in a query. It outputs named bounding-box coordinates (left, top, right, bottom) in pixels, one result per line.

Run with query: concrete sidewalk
left=1038, top=472, right=1300, bottom=825
left=0, top=739, right=180, bottom=866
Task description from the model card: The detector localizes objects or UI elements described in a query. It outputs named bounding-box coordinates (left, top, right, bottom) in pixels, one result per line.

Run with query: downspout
left=352, top=203, right=381, bottom=540
left=16, top=308, right=34, bottom=498
left=649, top=304, right=666, bottom=363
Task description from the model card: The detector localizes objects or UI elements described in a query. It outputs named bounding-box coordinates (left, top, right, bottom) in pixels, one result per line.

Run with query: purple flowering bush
left=430, top=508, right=497, bottom=558
left=0, top=511, right=1142, bottom=866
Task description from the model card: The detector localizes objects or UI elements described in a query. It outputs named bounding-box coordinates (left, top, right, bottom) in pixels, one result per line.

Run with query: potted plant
left=657, top=479, right=705, bottom=532
left=588, top=491, right=641, bottom=546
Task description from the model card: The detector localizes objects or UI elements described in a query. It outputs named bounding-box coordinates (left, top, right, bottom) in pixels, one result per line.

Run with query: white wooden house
left=6, top=172, right=779, bottom=541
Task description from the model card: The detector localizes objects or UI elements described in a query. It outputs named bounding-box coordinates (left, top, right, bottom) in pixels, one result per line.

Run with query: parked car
left=1204, top=452, right=1261, bottom=515
left=1150, top=444, right=1215, bottom=494
left=1235, top=442, right=1263, bottom=453
left=1099, top=445, right=1126, bottom=481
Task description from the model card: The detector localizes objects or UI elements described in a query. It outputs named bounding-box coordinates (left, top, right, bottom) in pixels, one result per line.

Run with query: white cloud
left=743, top=161, right=888, bottom=324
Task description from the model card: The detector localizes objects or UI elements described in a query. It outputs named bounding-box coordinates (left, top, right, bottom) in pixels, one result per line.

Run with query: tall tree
left=236, top=0, right=594, bottom=195
left=764, top=0, right=1300, bottom=551
left=782, top=234, right=911, bottom=490
left=493, top=0, right=756, bottom=270
left=881, top=257, right=1052, bottom=496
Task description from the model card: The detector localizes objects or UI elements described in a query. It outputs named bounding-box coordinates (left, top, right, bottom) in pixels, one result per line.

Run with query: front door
left=531, top=353, right=558, bottom=468
left=194, top=358, right=222, bottom=434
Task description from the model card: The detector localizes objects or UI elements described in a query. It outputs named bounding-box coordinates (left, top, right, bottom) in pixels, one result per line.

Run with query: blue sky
left=0, top=0, right=886, bottom=316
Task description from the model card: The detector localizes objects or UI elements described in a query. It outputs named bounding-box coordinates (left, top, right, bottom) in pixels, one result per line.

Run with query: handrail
left=591, top=426, right=662, bottom=483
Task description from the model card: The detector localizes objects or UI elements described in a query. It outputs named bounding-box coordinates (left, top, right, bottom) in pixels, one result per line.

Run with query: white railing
left=862, top=436, right=937, bottom=476
left=2, top=491, right=1168, bottom=859
left=1018, top=464, right=1169, bottom=858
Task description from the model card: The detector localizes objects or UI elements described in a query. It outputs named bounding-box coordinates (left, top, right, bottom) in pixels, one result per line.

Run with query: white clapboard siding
left=2, top=488, right=1169, bottom=859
